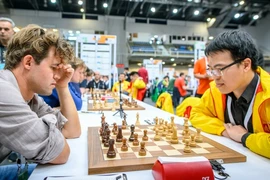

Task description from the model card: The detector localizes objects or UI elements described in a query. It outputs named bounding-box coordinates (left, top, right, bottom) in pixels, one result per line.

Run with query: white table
left=29, top=101, right=270, bottom=180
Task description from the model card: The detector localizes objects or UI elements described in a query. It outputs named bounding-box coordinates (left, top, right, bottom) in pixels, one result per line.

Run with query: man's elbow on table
left=49, top=141, right=70, bottom=164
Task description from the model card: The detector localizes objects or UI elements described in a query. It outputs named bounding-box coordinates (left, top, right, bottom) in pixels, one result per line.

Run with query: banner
left=143, top=59, right=162, bottom=82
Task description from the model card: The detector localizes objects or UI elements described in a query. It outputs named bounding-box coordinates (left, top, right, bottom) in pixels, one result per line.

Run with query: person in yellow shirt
left=190, top=30, right=270, bottom=159
left=129, top=71, right=146, bottom=101
left=112, top=73, right=130, bottom=95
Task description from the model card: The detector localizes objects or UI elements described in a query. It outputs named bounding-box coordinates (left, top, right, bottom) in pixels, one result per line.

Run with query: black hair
left=180, top=72, right=185, bottom=76
left=124, top=67, right=129, bottom=70
left=205, top=30, right=259, bottom=70
left=129, top=71, right=138, bottom=76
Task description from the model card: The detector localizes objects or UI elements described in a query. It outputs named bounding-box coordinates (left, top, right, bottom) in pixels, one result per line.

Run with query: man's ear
left=243, top=58, right=252, bottom=72
left=22, top=55, right=34, bottom=70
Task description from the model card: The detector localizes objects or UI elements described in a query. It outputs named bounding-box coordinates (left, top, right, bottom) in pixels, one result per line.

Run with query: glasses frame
left=207, top=58, right=245, bottom=77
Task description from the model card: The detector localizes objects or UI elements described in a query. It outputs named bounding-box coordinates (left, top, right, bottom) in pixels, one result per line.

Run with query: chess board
left=87, top=125, right=246, bottom=175
left=87, top=99, right=145, bottom=111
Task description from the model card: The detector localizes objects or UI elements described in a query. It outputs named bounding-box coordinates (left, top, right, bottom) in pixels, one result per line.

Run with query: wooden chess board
left=87, top=125, right=246, bottom=175
left=87, top=99, right=145, bottom=111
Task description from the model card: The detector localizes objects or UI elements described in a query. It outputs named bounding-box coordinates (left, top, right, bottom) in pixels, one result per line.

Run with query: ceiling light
left=52, top=29, right=58, bottom=32
left=234, top=13, right=240, bottom=18
left=162, top=62, right=165, bottom=64
left=194, top=0, right=200, bottom=3
left=239, top=1, right=245, bottom=5
left=137, top=63, right=142, bottom=66
left=68, top=0, right=72, bottom=3
left=233, top=3, right=238, bottom=7
left=253, top=14, right=259, bottom=20
left=207, top=17, right=211, bottom=22
left=208, top=36, right=214, bottom=40
left=80, top=8, right=84, bottom=12
left=68, top=30, right=73, bottom=33
left=173, top=9, right=178, bottom=14
left=149, top=40, right=152, bottom=44
left=154, top=35, right=158, bottom=38
left=191, top=59, right=194, bottom=62
left=51, top=0, right=56, bottom=3
left=172, top=63, right=176, bottom=66
left=151, top=7, right=156, bottom=13
left=187, top=0, right=192, bottom=2
left=103, top=3, right=108, bottom=8
left=182, top=37, right=186, bottom=40
left=78, top=0, right=83, bottom=5
left=171, top=58, right=175, bottom=61
left=194, top=10, right=200, bottom=15
left=76, top=30, right=80, bottom=34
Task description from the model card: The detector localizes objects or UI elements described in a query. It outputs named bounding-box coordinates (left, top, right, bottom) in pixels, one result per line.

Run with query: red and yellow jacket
left=190, top=67, right=270, bottom=158
left=156, top=92, right=174, bottom=114
left=112, top=80, right=130, bottom=93
left=129, top=78, right=146, bottom=101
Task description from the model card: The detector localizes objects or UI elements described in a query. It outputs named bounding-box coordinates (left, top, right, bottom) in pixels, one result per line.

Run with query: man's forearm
left=57, top=87, right=81, bottom=138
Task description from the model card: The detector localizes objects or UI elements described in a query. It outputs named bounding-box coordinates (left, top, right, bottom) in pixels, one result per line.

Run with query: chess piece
left=154, top=131, right=161, bottom=141
left=107, top=139, right=116, bottom=158
left=184, top=118, right=189, bottom=126
left=135, top=112, right=140, bottom=125
left=104, top=128, right=110, bottom=147
left=104, top=99, right=108, bottom=107
left=133, top=133, right=139, bottom=146
left=139, top=142, right=146, bottom=156
left=170, top=116, right=175, bottom=127
left=184, top=140, right=191, bottom=153
left=142, top=130, right=148, bottom=141
left=122, top=120, right=127, bottom=129
left=129, top=124, right=135, bottom=142
left=116, top=127, right=123, bottom=142
left=190, top=134, right=197, bottom=147
left=195, top=128, right=203, bottom=143
left=102, top=123, right=109, bottom=143
left=121, top=138, right=128, bottom=151
left=113, top=123, right=118, bottom=135
left=170, top=127, right=179, bottom=144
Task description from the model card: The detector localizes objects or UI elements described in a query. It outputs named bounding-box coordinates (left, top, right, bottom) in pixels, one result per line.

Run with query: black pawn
left=129, top=124, right=135, bottom=142
left=107, top=139, right=116, bottom=158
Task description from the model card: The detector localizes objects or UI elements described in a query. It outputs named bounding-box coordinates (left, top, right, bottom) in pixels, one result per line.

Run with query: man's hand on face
left=55, top=64, right=74, bottom=89
left=224, top=123, right=248, bottom=143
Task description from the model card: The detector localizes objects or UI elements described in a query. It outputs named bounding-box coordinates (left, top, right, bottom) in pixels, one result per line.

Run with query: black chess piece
left=107, top=139, right=116, bottom=158
left=129, top=124, right=135, bottom=142
left=116, top=126, right=123, bottom=142
left=104, top=128, right=110, bottom=147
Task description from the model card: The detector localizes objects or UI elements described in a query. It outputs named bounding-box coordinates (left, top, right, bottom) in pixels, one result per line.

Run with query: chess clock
left=152, top=156, right=214, bottom=180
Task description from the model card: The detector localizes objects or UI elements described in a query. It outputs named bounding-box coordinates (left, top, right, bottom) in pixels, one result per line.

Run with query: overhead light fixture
left=78, top=0, right=83, bottom=5
left=172, top=63, right=177, bottom=66
left=239, top=1, right=245, bottom=5
left=103, top=3, right=108, bottom=8
left=171, top=58, right=175, bottom=61
left=194, top=10, right=200, bottom=15
left=162, top=62, right=165, bottom=64
left=208, top=36, right=214, bottom=40
left=207, top=17, right=211, bottom=22
left=187, top=0, right=192, bottom=2
left=182, top=37, right=186, bottom=41
left=233, top=3, right=238, bottom=7
left=149, top=40, right=152, bottom=44
left=194, top=0, right=200, bottom=3
left=51, top=0, right=56, bottom=3
left=68, top=30, right=73, bottom=34
left=151, top=7, right=156, bottom=13
left=253, top=14, right=259, bottom=20
left=154, top=35, right=158, bottom=38
left=191, top=59, right=194, bottom=62
left=68, top=0, right=72, bottom=4
left=80, top=8, right=84, bottom=12
left=173, top=9, right=178, bottom=14
left=76, top=30, right=80, bottom=34
left=52, top=29, right=58, bottom=32
left=234, top=13, right=240, bottom=18
left=137, top=63, right=142, bottom=66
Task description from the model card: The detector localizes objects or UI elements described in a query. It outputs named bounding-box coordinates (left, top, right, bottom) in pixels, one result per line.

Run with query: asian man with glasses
left=190, top=30, right=270, bottom=159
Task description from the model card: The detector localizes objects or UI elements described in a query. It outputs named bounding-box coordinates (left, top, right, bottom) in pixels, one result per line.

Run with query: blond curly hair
left=5, top=24, right=75, bottom=70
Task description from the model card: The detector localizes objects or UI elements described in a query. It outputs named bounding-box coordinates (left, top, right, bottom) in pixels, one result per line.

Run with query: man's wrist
left=241, top=132, right=251, bottom=147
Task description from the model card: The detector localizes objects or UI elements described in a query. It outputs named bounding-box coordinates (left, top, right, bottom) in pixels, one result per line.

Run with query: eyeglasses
left=207, top=58, right=244, bottom=77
